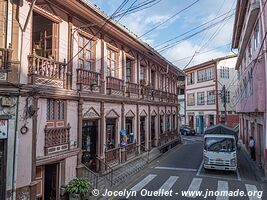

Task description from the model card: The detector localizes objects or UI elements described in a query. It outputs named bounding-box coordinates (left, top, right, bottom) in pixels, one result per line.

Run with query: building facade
left=232, top=0, right=267, bottom=176
left=178, top=81, right=185, bottom=126
left=185, top=56, right=238, bottom=134
left=0, top=0, right=183, bottom=199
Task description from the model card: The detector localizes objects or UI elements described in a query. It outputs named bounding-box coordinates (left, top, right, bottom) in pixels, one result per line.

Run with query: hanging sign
left=0, top=120, right=8, bottom=139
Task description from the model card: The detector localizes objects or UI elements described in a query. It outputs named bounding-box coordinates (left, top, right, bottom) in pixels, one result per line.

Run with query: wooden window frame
left=78, top=34, right=95, bottom=71
left=107, top=47, right=119, bottom=78
left=187, top=93, right=195, bottom=106
left=197, top=92, right=205, bottom=105
left=126, top=57, right=134, bottom=82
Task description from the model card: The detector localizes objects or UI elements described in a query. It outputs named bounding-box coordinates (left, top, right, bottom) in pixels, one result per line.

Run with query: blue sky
left=89, top=0, right=236, bottom=68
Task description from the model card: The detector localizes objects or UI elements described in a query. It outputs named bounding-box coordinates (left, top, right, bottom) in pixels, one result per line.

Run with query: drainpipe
left=12, top=1, right=36, bottom=199
left=260, top=0, right=267, bottom=173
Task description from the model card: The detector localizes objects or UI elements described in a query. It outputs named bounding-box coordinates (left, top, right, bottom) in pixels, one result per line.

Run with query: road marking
left=187, top=178, right=202, bottom=198
left=155, top=166, right=197, bottom=172
left=245, top=184, right=261, bottom=200
left=130, top=174, right=157, bottom=191
left=216, top=181, right=228, bottom=200
left=159, top=176, right=179, bottom=191
left=196, top=160, right=203, bottom=176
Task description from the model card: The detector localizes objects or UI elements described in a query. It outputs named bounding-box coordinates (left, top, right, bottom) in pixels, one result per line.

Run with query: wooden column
left=77, top=98, right=83, bottom=165
left=67, top=16, right=73, bottom=90
left=100, top=101, right=105, bottom=170
left=100, top=34, right=105, bottom=94
left=136, top=104, right=140, bottom=153
left=30, top=97, right=38, bottom=199
left=121, top=102, right=125, bottom=130
left=137, top=55, right=140, bottom=97
left=157, top=105, right=160, bottom=146
left=148, top=105, right=151, bottom=150
left=121, top=47, right=125, bottom=96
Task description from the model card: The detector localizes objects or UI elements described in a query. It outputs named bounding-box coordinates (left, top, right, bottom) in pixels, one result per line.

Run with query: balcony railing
left=77, top=68, right=100, bottom=91
left=0, top=48, right=11, bottom=71
left=44, top=123, right=71, bottom=155
left=126, top=82, right=139, bottom=94
left=125, top=142, right=137, bottom=160
left=161, top=91, right=168, bottom=99
left=106, top=76, right=124, bottom=93
left=105, top=147, right=120, bottom=167
left=28, top=53, right=67, bottom=88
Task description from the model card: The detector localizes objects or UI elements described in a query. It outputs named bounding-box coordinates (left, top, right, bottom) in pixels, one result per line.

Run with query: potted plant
left=65, top=178, right=92, bottom=200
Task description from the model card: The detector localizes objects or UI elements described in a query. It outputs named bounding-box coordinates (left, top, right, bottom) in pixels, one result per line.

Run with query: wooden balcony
left=0, top=48, right=12, bottom=81
left=105, top=147, right=120, bottom=167
left=161, top=91, right=168, bottom=101
left=77, top=68, right=101, bottom=91
left=126, top=82, right=139, bottom=98
left=28, top=53, right=67, bottom=88
left=106, top=76, right=124, bottom=95
left=44, top=123, right=71, bottom=155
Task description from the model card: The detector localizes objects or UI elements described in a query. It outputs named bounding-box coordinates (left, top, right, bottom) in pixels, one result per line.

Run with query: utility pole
left=221, top=85, right=227, bottom=124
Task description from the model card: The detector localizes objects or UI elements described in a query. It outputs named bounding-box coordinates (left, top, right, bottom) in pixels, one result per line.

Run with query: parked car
left=180, top=125, right=196, bottom=135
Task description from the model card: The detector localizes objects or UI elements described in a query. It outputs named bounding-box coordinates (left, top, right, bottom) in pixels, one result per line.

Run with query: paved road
left=106, top=135, right=266, bottom=200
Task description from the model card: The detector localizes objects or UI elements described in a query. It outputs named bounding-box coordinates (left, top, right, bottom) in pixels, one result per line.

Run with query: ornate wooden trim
left=33, top=5, right=62, bottom=23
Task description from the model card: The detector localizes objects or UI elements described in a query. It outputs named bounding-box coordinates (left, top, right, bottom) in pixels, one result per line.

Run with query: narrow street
left=111, top=136, right=266, bottom=200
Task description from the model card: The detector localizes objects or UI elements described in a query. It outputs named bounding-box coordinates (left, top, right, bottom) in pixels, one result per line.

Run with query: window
left=197, top=67, right=214, bottom=82
left=140, top=65, right=146, bottom=82
left=106, top=118, right=116, bottom=150
left=197, top=92, right=205, bottom=105
left=140, top=117, right=146, bottom=145
left=172, top=114, right=176, bottom=130
left=165, top=115, right=171, bottom=131
left=151, top=70, right=156, bottom=88
left=254, top=20, right=259, bottom=50
left=107, top=48, right=118, bottom=77
left=207, top=91, right=215, bottom=105
left=126, top=117, right=134, bottom=143
left=187, top=72, right=194, bottom=85
left=220, top=66, right=229, bottom=79
left=248, top=39, right=252, bottom=60
left=126, top=58, right=132, bottom=82
left=47, top=99, right=65, bottom=121
left=160, top=115, right=164, bottom=134
left=226, top=91, right=230, bottom=103
left=160, top=74, right=164, bottom=90
left=79, top=35, right=93, bottom=71
left=187, top=93, right=195, bottom=106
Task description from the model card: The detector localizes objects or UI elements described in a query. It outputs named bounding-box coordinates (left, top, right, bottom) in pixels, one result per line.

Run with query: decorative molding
left=140, top=109, right=147, bottom=117
left=151, top=110, right=157, bottom=116
left=83, top=107, right=100, bottom=119
left=160, top=110, right=165, bottom=115
left=125, top=109, right=135, bottom=118
left=106, top=109, right=120, bottom=118
left=34, top=5, right=62, bottom=23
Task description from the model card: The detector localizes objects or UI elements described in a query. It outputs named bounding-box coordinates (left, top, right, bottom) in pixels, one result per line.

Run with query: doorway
left=199, top=115, right=204, bottom=134
left=140, top=116, right=146, bottom=150
left=189, top=115, right=194, bottom=128
left=82, top=120, right=98, bottom=170
left=44, top=164, right=59, bottom=200
left=151, top=116, right=156, bottom=147
left=0, top=140, right=6, bottom=200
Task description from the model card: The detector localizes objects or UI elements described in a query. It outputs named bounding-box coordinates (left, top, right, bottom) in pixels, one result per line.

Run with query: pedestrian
left=249, top=136, right=256, bottom=161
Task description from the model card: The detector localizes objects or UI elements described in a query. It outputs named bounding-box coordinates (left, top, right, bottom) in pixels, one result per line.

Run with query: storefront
left=0, top=119, right=8, bottom=200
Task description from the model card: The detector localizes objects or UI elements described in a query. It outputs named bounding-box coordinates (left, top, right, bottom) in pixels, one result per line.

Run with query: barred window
left=47, top=99, right=65, bottom=121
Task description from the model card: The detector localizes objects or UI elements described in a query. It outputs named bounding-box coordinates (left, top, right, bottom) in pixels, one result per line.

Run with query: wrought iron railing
left=96, top=157, right=114, bottom=187
left=0, top=48, right=11, bottom=71
left=80, top=164, right=99, bottom=189
left=105, top=147, right=120, bottom=166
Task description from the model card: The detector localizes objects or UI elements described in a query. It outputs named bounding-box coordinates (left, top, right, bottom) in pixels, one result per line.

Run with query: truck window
left=204, top=137, right=236, bottom=152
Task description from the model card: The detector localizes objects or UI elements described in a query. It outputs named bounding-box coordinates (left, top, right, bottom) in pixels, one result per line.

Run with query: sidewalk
left=239, top=143, right=266, bottom=183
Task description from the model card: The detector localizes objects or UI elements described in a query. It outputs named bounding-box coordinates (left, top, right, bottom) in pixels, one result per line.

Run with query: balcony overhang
left=235, top=1, right=260, bottom=70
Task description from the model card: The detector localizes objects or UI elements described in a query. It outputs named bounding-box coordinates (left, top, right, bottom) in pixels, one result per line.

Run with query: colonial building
left=232, top=0, right=267, bottom=176
left=184, top=55, right=238, bottom=134
left=178, top=79, right=185, bottom=125
left=0, top=0, right=183, bottom=199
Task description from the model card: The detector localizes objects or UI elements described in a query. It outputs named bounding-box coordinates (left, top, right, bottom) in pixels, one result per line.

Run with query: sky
left=89, top=0, right=237, bottom=69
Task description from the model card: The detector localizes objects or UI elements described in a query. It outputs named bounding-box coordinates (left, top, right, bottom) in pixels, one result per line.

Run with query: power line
left=138, top=0, right=200, bottom=38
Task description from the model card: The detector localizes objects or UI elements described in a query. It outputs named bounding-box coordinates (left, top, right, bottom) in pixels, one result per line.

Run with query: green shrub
left=65, top=178, right=92, bottom=200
